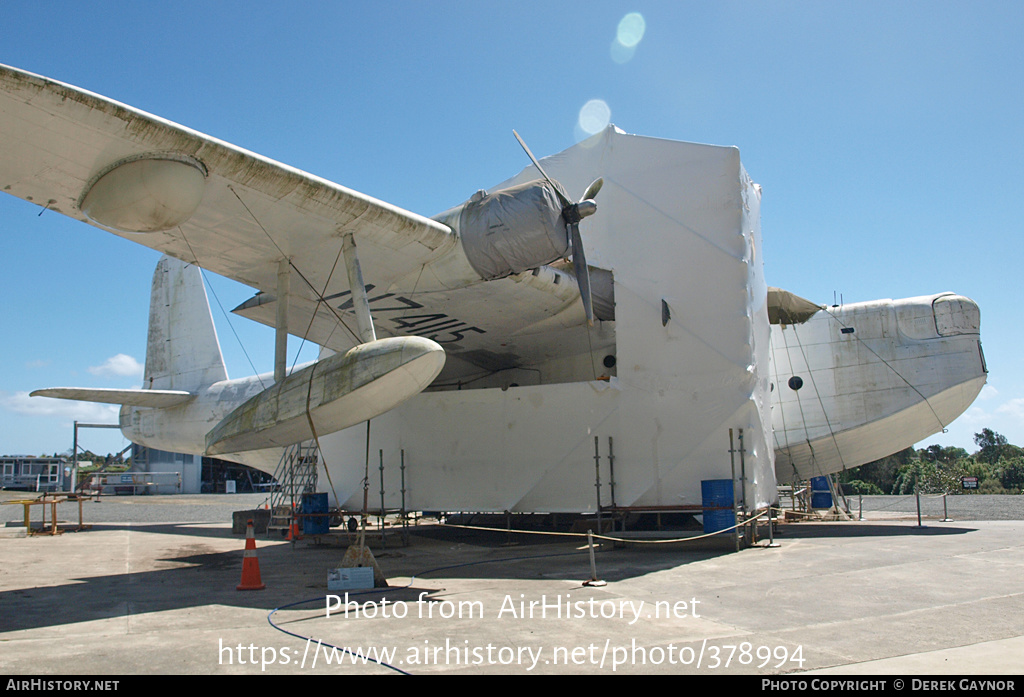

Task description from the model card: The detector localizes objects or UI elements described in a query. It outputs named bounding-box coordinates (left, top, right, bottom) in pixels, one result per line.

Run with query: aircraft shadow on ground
left=0, top=525, right=721, bottom=633
left=773, top=522, right=976, bottom=539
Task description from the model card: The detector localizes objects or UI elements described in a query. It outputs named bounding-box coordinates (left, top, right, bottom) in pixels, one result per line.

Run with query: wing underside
left=0, top=63, right=453, bottom=304
left=233, top=262, right=615, bottom=384
left=0, top=63, right=603, bottom=379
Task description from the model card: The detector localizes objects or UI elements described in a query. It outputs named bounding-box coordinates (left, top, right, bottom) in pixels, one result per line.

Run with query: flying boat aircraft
left=1, top=64, right=986, bottom=513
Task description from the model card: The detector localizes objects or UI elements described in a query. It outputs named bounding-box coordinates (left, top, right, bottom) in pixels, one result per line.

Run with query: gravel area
left=1, top=492, right=270, bottom=526
left=846, top=493, right=1024, bottom=521
left=3, top=491, right=1021, bottom=527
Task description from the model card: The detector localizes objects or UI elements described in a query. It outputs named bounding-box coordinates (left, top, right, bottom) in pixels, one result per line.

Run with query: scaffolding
left=267, top=442, right=320, bottom=536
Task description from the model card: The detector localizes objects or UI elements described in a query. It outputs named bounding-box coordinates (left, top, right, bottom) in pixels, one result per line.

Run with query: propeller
left=513, top=130, right=602, bottom=325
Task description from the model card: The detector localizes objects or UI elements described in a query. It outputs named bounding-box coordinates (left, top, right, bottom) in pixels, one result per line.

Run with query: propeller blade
left=582, top=177, right=604, bottom=202
left=570, top=223, right=594, bottom=326
left=513, top=129, right=573, bottom=209
left=512, top=130, right=598, bottom=326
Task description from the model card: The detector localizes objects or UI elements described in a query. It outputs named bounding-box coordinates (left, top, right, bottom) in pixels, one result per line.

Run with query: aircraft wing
left=1, top=64, right=611, bottom=384
left=233, top=261, right=613, bottom=384
left=0, top=63, right=455, bottom=311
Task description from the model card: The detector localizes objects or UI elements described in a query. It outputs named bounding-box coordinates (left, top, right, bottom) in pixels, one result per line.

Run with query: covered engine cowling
left=458, top=180, right=570, bottom=281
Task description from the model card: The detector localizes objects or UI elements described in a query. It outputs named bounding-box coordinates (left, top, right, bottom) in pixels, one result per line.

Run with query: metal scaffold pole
left=379, top=449, right=386, bottom=548
left=607, top=436, right=617, bottom=509
left=729, top=429, right=739, bottom=553
left=593, top=436, right=602, bottom=530
left=401, top=449, right=408, bottom=545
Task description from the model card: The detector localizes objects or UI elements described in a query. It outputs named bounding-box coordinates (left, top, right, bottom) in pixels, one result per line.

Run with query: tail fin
left=144, top=255, right=228, bottom=391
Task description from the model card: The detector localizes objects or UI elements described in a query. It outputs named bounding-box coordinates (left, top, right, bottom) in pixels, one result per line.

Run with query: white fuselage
left=769, top=293, right=986, bottom=482
left=123, top=132, right=779, bottom=514
left=120, top=373, right=282, bottom=472
left=119, top=135, right=986, bottom=512
left=6, top=65, right=988, bottom=512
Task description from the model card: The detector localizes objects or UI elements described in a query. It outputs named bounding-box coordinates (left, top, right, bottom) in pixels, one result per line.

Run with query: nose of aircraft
left=895, top=293, right=981, bottom=341
left=932, top=294, right=980, bottom=337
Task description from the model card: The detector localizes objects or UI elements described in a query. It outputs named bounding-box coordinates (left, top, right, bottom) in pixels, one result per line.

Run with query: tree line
left=837, top=428, right=1024, bottom=495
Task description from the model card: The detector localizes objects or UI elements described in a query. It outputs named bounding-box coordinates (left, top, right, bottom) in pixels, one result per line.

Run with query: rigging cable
left=823, top=308, right=947, bottom=434
left=266, top=545, right=595, bottom=676
left=778, top=322, right=824, bottom=479
left=179, top=230, right=268, bottom=390
left=227, top=185, right=363, bottom=346
left=790, top=321, right=848, bottom=477
left=225, top=186, right=381, bottom=506
left=265, top=509, right=772, bottom=674
left=293, top=236, right=351, bottom=507
left=768, top=325, right=796, bottom=480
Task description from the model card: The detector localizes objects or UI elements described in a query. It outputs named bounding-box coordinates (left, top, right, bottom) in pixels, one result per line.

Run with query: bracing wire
left=790, top=323, right=847, bottom=475
left=289, top=237, right=348, bottom=374
left=824, top=308, right=947, bottom=434
left=226, top=185, right=362, bottom=346
left=768, top=327, right=794, bottom=472
left=778, top=323, right=822, bottom=477
left=179, top=230, right=267, bottom=390
left=223, top=186, right=365, bottom=506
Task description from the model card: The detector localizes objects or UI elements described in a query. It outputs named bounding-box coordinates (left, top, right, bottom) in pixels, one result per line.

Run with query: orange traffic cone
left=286, top=515, right=302, bottom=541
left=237, top=519, right=266, bottom=591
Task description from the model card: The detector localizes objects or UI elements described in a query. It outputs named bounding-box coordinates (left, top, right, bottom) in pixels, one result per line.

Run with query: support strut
left=342, top=233, right=377, bottom=344
left=275, top=258, right=290, bottom=384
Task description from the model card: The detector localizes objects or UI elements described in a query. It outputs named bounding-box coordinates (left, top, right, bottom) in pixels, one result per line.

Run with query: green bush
left=836, top=429, right=1024, bottom=495
left=978, top=479, right=1009, bottom=495
left=840, top=479, right=884, bottom=495
left=998, top=457, right=1024, bottom=493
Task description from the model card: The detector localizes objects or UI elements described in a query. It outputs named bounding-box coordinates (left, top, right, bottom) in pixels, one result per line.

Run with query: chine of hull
left=774, top=375, right=987, bottom=482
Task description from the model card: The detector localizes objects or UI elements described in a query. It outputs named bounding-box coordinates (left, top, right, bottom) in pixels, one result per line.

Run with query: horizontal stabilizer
left=31, top=387, right=194, bottom=408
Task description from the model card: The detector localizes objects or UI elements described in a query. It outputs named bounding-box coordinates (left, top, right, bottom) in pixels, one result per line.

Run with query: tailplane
left=144, top=255, right=227, bottom=391
left=31, top=255, right=220, bottom=406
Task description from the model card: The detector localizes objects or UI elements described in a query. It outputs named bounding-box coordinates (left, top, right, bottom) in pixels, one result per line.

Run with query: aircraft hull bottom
left=774, top=374, right=987, bottom=483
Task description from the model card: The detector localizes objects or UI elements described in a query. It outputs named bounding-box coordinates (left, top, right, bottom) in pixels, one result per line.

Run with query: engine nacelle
left=439, top=179, right=570, bottom=281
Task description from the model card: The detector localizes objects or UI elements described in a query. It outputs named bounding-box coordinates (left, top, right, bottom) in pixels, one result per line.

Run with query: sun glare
left=611, top=12, right=646, bottom=64
left=577, top=99, right=611, bottom=136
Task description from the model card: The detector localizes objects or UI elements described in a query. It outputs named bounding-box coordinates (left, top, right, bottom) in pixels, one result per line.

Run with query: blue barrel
left=701, top=479, right=736, bottom=534
left=301, top=492, right=330, bottom=535
left=810, top=476, right=832, bottom=509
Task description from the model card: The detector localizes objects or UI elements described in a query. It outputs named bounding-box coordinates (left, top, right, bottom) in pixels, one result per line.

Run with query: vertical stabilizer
left=145, top=255, right=228, bottom=391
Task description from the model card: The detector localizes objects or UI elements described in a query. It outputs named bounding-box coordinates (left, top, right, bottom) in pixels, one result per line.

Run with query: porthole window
left=788, top=376, right=804, bottom=391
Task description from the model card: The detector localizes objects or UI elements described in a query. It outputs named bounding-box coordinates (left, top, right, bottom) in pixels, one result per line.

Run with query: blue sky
left=1, top=1, right=1022, bottom=458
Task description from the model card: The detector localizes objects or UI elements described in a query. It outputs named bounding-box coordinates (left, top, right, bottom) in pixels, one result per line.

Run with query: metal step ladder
left=777, top=482, right=813, bottom=515
left=267, top=442, right=319, bottom=536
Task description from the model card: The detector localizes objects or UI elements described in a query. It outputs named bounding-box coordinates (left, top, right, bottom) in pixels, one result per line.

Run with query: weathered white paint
left=8, top=63, right=987, bottom=510
left=205, top=336, right=444, bottom=454
left=770, top=294, right=986, bottom=482
left=341, top=233, right=377, bottom=344
left=274, top=258, right=290, bottom=385
left=307, top=130, right=776, bottom=513
left=30, top=387, right=193, bottom=408
left=79, top=154, right=207, bottom=232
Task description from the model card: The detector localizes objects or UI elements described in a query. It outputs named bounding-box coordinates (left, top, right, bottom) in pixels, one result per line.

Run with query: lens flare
left=616, top=13, right=646, bottom=48
left=610, top=39, right=636, bottom=65
left=578, top=99, right=611, bottom=135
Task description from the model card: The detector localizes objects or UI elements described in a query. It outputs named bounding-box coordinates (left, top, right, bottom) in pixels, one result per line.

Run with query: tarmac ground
left=0, top=492, right=1021, bottom=676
